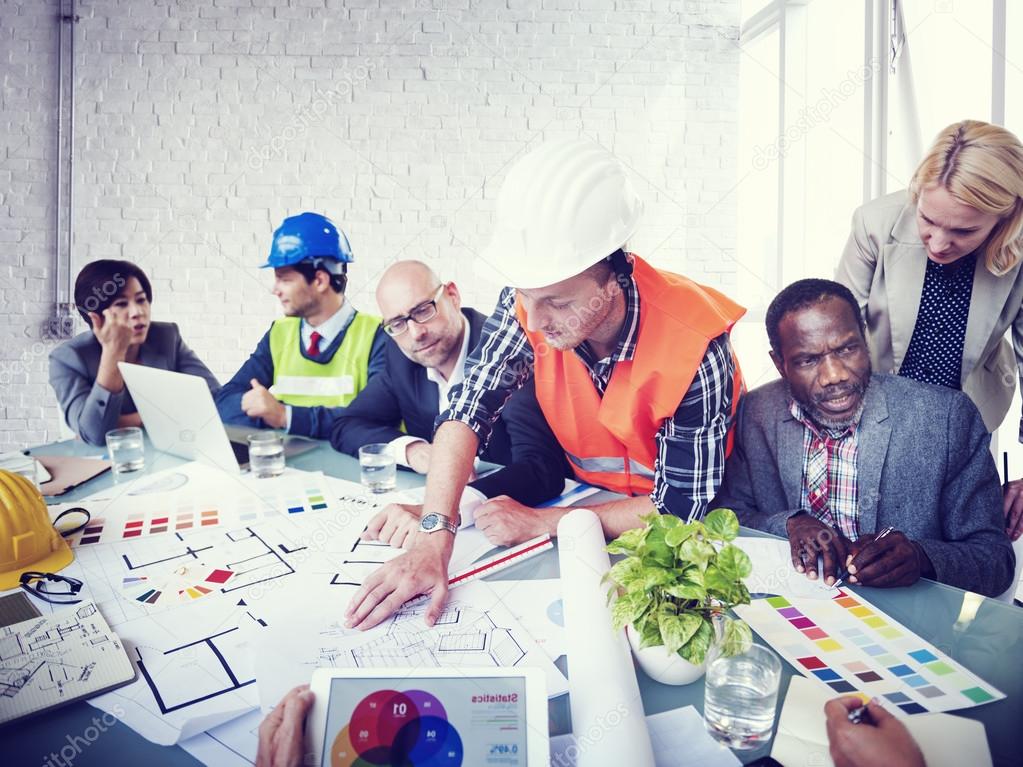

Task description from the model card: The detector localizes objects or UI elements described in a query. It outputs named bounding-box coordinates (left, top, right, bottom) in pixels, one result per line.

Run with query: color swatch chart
left=57, top=469, right=345, bottom=548
left=735, top=588, right=1004, bottom=716
left=121, top=566, right=236, bottom=607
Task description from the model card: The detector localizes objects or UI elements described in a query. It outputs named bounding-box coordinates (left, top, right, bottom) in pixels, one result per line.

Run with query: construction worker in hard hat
left=346, top=139, right=747, bottom=631
left=0, top=470, right=73, bottom=591
left=215, top=213, right=387, bottom=440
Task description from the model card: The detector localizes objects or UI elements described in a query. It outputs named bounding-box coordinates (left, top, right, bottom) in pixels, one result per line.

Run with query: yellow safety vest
left=268, top=312, right=380, bottom=408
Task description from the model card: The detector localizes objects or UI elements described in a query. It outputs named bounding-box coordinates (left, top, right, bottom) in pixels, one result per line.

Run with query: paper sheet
left=734, top=588, right=1005, bottom=716
left=488, top=578, right=566, bottom=662
left=0, top=601, right=135, bottom=724
left=557, top=508, right=655, bottom=767
left=738, top=536, right=839, bottom=599
left=179, top=708, right=262, bottom=767
left=254, top=579, right=569, bottom=714
left=772, top=676, right=991, bottom=767
left=549, top=706, right=740, bottom=767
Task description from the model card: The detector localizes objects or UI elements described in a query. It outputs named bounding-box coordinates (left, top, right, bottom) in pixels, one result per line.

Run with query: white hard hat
left=476, top=139, right=643, bottom=289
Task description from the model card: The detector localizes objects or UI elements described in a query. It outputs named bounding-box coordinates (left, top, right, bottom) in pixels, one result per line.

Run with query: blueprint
left=254, top=580, right=570, bottom=714
left=31, top=469, right=500, bottom=745
left=0, top=601, right=134, bottom=724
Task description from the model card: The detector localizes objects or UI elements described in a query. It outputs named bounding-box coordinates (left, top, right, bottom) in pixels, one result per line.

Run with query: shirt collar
left=301, top=300, right=354, bottom=347
left=426, top=314, right=471, bottom=388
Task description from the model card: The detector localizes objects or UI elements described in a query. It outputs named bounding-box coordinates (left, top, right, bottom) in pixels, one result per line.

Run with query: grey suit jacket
left=49, top=321, right=220, bottom=446
left=712, top=374, right=1015, bottom=597
left=836, top=189, right=1023, bottom=435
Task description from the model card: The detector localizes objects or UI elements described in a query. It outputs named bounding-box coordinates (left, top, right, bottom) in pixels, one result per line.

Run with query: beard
left=792, top=368, right=872, bottom=431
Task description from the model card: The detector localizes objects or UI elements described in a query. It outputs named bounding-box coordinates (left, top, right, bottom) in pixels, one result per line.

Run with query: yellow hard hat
left=0, top=469, right=73, bottom=591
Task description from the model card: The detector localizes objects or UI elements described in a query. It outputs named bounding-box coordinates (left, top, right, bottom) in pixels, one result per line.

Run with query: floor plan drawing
left=0, top=602, right=134, bottom=724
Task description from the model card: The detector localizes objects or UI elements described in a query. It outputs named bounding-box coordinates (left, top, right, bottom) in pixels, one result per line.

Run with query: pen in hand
left=833, top=526, right=894, bottom=587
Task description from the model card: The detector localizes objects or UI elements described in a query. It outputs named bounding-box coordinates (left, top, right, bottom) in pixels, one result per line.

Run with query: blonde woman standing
left=836, top=120, right=1023, bottom=541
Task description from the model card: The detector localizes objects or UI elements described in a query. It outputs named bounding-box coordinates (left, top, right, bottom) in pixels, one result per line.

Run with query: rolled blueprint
left=557, top=508, right=655, bottom=767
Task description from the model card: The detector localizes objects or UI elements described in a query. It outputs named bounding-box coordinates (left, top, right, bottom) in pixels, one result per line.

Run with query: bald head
left=376, top=260, right=442, bottom=312
left=376, top=260, right=465, bottom=377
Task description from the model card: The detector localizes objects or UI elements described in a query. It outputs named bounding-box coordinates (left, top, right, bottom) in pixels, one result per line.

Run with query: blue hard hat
left=261, top=212, right=353, bottom=270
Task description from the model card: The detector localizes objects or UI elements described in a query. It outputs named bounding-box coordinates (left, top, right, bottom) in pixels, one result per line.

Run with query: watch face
left=421, top=514, right=439, bottom=530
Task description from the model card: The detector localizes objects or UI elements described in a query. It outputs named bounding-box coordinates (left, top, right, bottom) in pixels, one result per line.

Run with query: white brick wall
left=0, top=0, right=740, bottom=448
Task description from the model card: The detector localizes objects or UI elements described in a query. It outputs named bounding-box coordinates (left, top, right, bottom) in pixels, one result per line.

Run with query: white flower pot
left=626, top=624, right=707, bottom=685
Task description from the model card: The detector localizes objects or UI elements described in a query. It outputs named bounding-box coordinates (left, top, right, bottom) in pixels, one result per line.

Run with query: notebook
left=0, top=600, right=136, bottom=724
left=771, top=675, right=991, bottom=767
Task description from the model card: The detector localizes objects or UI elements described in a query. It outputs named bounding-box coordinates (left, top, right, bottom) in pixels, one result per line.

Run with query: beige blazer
left=836, top=189, right=1023, bottom=434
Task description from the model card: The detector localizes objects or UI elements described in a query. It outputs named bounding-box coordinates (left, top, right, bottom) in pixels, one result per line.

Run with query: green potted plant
left=604, top=508, right=753, bottom=685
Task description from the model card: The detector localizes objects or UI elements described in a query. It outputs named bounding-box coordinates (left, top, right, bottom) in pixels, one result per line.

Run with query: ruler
left=447, top=533, right=554, bottom=589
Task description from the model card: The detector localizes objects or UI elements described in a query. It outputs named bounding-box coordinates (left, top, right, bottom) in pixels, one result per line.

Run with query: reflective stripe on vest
left=268, top=311, right=381, bottom=408
left=564, top=452, right=656, bottom=481
left=517, top=256, right=746, bottom=499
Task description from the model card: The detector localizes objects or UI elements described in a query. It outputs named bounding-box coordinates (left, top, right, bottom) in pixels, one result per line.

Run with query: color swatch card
left=50, top=463, right=349, bottom=547
left=734, top=588, right=1004, bottom=716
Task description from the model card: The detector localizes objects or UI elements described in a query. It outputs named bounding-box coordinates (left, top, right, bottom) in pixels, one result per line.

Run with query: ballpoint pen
left=833, top=526, right=894, bottom=587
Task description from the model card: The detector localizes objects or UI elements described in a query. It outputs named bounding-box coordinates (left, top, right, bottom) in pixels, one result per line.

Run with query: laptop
left=118, top=363, right=317, bottom=473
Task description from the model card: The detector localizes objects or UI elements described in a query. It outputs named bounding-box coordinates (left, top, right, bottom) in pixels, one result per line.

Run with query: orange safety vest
left=515, top=256, right=746, bottom=497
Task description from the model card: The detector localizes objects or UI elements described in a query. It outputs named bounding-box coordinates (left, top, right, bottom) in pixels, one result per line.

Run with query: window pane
left=800, top=0, right=868, bottom=277
left=900, top=0, right=993, bottom=151
left=1005, top=1, right=1023, bottom=139
left=736, top=27, right=781, bottom=312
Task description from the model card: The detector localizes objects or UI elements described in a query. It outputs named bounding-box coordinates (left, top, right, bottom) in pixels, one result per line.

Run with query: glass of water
left=359, top=442, right=396, bottom=493
left=106, top=427, right=146, bottom=477
left=248, top=432, right=286, bottom=478
left=704, top=642, right=782, bottom=750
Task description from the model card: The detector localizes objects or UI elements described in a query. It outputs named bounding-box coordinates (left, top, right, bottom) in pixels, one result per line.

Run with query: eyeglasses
left=382, top=284, right=447, bottom=336
left=20, top=571, right=84, bottom=605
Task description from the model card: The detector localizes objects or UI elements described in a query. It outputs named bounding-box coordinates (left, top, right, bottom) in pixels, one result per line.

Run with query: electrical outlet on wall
left=44, top=304, right=77, bottom=340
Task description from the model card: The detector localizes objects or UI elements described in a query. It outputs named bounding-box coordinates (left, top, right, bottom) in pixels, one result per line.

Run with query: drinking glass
left=704, top=642, right=782, bottom=750
left=248, top=432, right=286, bottom=478
left=106, top=427, right=145, bottom=477
left=359, top=443, right=396, bottom=493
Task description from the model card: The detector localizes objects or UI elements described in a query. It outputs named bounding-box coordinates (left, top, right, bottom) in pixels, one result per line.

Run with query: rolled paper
left=557, top=508, right=655, bottom=767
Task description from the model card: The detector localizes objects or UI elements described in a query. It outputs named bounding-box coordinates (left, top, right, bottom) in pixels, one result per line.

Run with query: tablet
left=307, top=667, right=549, bottom=767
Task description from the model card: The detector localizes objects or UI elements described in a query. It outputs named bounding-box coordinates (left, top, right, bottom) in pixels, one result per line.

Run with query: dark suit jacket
left=712, top=374, right=1015, bottom=597
left=49, top=321, right=220, bottom=446
left=330, top=308, right=568, bottom=505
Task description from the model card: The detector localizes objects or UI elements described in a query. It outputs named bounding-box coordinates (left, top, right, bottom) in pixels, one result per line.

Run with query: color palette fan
left=121, top=566, right=236, bottom=607
left=734, top=588, right=1004, bottom=716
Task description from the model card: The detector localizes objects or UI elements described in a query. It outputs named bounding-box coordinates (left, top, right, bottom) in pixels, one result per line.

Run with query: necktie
left=307, top=331, right=322, bottom=356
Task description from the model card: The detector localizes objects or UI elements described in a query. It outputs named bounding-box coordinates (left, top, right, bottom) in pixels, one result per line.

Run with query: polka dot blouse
left=899, top=253, right=977, bottom=390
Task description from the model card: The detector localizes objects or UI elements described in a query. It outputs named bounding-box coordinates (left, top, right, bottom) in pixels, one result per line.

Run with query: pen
left=847, top=704, right=870, bottom=724
left=834, top=526, right=895, bottom=587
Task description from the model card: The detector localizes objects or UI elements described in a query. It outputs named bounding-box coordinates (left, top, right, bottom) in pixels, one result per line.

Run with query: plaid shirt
left=440, top=274, right=740, bottom=522
left=790, top=400, right=861, bottom=539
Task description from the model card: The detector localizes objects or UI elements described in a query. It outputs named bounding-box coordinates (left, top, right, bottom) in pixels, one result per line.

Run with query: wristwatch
left=418, top=512, right=459, bottom=535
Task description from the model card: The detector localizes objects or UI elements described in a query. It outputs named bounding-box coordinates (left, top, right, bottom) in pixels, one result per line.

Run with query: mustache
left=812, top=381, right=865, bottom=404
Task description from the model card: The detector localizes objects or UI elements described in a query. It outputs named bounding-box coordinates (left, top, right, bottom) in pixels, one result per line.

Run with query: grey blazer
left=49, top=321, right=220, bottom=446
left=836, top=189, right=1023, bottom=435
left=712, top=374, right=1015, bottom=597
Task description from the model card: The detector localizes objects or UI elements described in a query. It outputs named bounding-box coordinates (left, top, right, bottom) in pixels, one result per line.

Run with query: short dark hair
left=766, top=278, right=865, bottom=357
left=290, top=261, right=348, bottom=294
left=74, top=260, right=153, bottom=326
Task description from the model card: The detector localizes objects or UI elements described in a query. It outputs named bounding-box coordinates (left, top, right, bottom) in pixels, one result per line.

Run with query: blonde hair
left=910, top=120, right=1023, bottom=276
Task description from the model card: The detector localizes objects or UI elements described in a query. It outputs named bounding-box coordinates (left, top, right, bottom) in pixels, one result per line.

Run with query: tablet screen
left=320, top=675, right=529, bottom=767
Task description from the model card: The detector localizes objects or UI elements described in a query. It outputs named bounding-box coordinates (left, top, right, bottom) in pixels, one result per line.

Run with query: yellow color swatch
left=863, top=616, right=886, bottom=628
left=815, top=638, right=842, bottom=652
left=849, top=606, right=873, bottom=617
